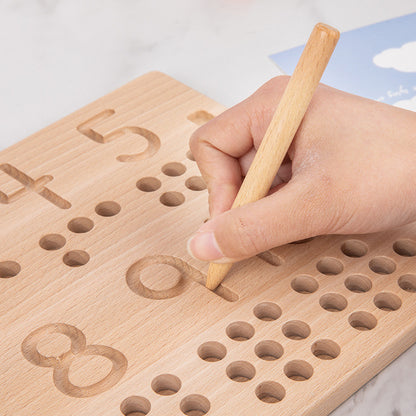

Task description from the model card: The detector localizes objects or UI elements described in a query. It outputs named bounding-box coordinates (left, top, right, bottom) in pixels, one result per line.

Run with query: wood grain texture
left=1, top=71, right=416, bottom=416
left=206, top=23, right=340, bottom=289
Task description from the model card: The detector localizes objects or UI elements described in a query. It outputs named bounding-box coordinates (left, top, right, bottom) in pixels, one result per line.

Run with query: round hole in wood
left=95, top=201, right=121, bottom=217
left=63, top=250, right=90, bottom=267
left=151, top=374, right=181, bottom=396
left=67, top=217, right=94, bottom=233
left=284, top=360, right=313, bottom=381
left=341, top=239, right=368, bottom=257
left=159, top=191, right=185, bottom=207
left=291, top=275, right=319, bottom=294
left=348, top=311, right=377, bottom=331
left=120, top=396, right=151, bottom=416
left=316, top=257, right=343, bottom=275
left=185, top=176, right=207, bottom=191
left=226, top=361, right=256, bottom=382
left=398, top=274, right=416, bottom=292
left=369, top=256, right=396, bottom=274
left=0, top=261, right=21, bottom=278
left=161, top=162, right=186, bottom=176
left=311, top=339, right=341, bottom=360
left=255, top=340, right=283, bottom=361
left=39, top=234, right=66, bottom=251
left=319, top=293, right=348, bottom=312
left=253, top=302, right=282, bottom=321
left=180, top=394, right=210, bottom=416
left=344, top=274, right=372, bottom=293
left=393, top=239, right=416, bottom=257
left=197, top=341, right=227, bottom=362
left=186, top=150, right=195, bottom=161
left=226, top=321, right=255, bottom=341
left=255, top=381, right=286, bottom=403
left=136, top=177, right=161, bottom=192
left=374, top=292, right=402, bottom=311
left=282, top=320, right=311, bottom=340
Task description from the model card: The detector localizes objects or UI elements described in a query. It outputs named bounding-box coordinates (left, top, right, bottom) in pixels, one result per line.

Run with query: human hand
left=187, top=76, right=416, bottom=263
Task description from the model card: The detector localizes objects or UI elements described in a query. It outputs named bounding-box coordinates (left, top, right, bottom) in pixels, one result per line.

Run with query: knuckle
left=257, top=75, right=290, bottom=97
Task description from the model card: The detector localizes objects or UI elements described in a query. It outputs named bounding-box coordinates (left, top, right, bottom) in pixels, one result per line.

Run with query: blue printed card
left=270, top=13, right=416, bottom=111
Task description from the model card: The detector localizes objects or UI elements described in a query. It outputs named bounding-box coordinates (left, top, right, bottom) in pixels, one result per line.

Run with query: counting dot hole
left=369, top=257, right=396, bottom=274
left=255, top=381, right=286, bottom=403
left=398, top=274, right=416, bottom=292
left=226, top=361, right=256, bottom=382
left=95, top=201, right=121, bottom=217
left=161, top=162, right=186, bottom=176
left=253, top=302, right=282, bottom=321
left=226, top=321, right=255, bottom=341
left=120, top=396, right=151, bottom=416
left=374, top=292, right=402, bottom=311
left=136, top=177, right=161, bottom=192
left=39, top=234, right=66, bottom=251
left=186, top=150, right=195, bottom=161
left=284, top=360, right=313, bottom=381
left=282, top=320, right=311, bottom=340
left=291, top=275, right=319, bottom=294
left=393, top=239, right=416, bottom=257
left=311, top=339, right=341, bottom=360
left=0, top=261, right=21, bottom=278
left=160, top=191, right=185, bottom=207
left=316, top=257, right=344, bottom=275
left=255, top=340, right=283, bottom=361
left=63, top=250, right=90, bottom=267
left=151, top=374, right=181, bottom=396
left=319, top=293, right=348, bottom=312
left=345, top=274, right=372, bottom=293
left=349, top=311, right=377, bottom=331
left=198, top=341, right=227, bottom=362
left=341, top=239, right=368, bottom=257
left=67, top=217, right=94, bottom=233
left=185, top=176, right=207, bottom=191
left=180, top=394, right=211, bottom=416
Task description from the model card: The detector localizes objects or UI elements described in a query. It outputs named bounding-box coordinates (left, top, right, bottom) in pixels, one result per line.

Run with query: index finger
left=189, top=76, right=288, bottom=217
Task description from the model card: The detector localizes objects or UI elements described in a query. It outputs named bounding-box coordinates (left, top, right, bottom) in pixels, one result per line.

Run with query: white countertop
left=1, top=1, right=416, bottom=414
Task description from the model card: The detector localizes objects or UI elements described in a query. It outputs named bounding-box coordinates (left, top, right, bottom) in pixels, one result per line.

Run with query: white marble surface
left=1, top=1, right=416, bottom=415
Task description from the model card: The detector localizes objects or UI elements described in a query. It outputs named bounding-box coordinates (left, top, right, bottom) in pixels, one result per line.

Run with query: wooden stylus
left=206, top=23, right=340, bottom=290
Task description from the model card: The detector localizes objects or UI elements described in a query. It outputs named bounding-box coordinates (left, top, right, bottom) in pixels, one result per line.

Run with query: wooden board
left=1, top=71, right=415, bottom=416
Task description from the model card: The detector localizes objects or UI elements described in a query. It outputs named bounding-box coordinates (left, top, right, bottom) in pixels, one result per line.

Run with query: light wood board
left=1, top=71, right=415, bottom=416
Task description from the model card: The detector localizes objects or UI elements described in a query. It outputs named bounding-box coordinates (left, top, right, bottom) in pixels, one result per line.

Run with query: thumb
left=187, top=179, right=326, bottom=262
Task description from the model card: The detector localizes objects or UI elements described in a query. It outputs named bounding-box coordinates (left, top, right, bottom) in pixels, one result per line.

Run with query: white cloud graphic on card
left=394, top=95, right=416, bottom=111
left=373, top=41, right=416, bottom=72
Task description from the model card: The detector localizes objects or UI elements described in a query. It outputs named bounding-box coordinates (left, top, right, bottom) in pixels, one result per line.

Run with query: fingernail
left=187, top=232, right=224, bottom=261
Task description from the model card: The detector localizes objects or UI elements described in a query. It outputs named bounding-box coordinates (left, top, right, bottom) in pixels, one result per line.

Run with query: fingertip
left=187, top=231, right=225, bottom=261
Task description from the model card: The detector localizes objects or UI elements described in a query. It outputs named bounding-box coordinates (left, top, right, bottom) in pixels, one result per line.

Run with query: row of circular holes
left=0, top=201, right=121, bottom=275
left=137, top=160, right=206, bottom=207
left=291, top=273, right=407, bottom=312
left=118, top=238, right=412, bottom=412
left=318, top=255, right=398, bottom=276
left=340, top=238, right=416, bottom=258
left=319, top=238, right=416, bottom=276
left=41, top=201, right=121, bottom=267
left=119, top=298, right=393, bottom=413
left=0, top=154, right=199, bottom=276
left=121, top=392, right=210, bottom=416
